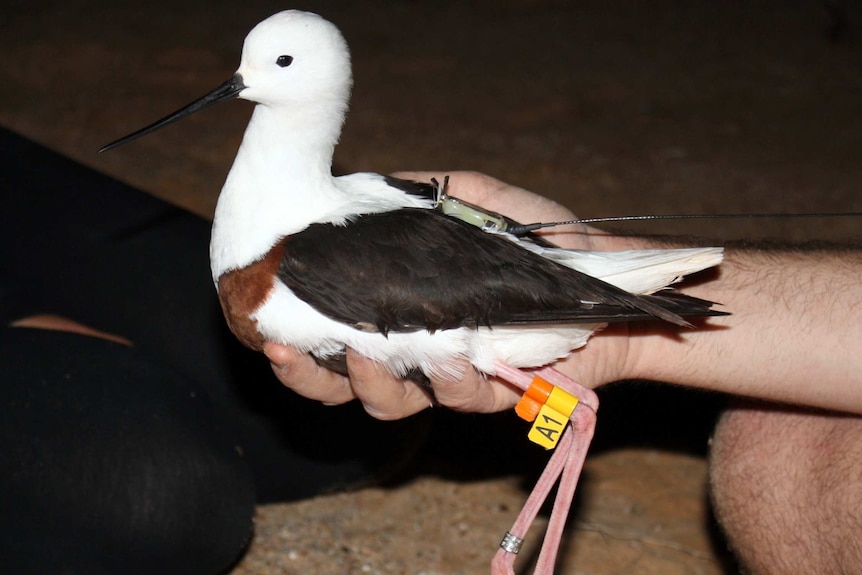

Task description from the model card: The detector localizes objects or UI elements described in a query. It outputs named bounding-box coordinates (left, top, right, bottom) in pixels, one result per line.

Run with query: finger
left=263, top=342, right=356, bottom=405
left=346, top=350, right=435, bottom=420
left=429, top=365, right=522, bottom=413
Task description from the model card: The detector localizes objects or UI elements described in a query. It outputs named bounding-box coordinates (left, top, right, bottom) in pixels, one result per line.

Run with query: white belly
left=251, top=280, right=596, bottom=381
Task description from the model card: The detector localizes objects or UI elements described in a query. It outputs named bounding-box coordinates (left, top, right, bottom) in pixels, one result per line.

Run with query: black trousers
left=0, top=129, right=417, bottom=574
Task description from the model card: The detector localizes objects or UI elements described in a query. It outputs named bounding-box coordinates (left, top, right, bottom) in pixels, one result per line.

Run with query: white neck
left=210, top=101, right=347, bottom=281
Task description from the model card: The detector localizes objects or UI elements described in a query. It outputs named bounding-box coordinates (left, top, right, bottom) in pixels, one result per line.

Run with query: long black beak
left=99, top=74, right=246, bottom=153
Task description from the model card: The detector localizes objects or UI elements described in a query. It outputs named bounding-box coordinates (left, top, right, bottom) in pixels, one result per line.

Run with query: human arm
left=265, top=172, right=862, bottom=416
left=617, top=244, right=862, bottom=413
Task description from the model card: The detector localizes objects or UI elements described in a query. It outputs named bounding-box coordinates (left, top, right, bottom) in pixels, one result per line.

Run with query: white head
left=100, top=10, right=353, bottom=151
left=236, top=11, right=352, bottom=108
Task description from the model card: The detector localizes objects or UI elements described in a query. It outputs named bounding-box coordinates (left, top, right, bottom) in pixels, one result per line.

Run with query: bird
left=102, top=10, right=725, bottom=575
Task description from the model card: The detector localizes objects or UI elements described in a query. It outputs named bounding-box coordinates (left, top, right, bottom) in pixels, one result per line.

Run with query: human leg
left=709, top=401, right=862, bottom=574
left=0, top=327, right=255, bottom=575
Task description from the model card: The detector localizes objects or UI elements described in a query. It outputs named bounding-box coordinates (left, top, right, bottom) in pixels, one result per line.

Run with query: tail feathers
left=634, top=289, right=727, bottom=326
left=502, top=289, right=726, bottom=327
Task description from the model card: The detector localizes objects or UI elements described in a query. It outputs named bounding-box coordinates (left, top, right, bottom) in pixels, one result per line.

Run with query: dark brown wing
left=277, top=208, right=724, bottom=335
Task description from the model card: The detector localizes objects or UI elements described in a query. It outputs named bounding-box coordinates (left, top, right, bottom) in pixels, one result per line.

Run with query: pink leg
left=532, top=400, right=596, bottom=574
left=490, top=427, right=574, bottom=575
left=535, top=366, right=599, bottom=411
left=490, top=362, right=599, bottom=575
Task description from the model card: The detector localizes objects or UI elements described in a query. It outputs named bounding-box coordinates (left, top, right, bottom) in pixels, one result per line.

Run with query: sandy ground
left=5, top=1, right=861, bottom=573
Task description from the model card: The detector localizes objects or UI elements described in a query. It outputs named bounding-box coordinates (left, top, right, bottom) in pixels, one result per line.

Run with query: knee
left=708, top=402, right=862, bottom=575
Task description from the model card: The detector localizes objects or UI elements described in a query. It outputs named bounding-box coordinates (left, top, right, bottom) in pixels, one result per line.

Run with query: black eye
left=276, top=55, right=293, bottom=68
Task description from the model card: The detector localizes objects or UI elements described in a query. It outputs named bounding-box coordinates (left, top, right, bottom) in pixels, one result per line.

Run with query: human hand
left=264, top=171, right=633, bottom=419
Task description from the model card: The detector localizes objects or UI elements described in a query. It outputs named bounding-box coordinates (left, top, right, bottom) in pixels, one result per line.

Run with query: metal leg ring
left=499, top=531, right=524, bottom=554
